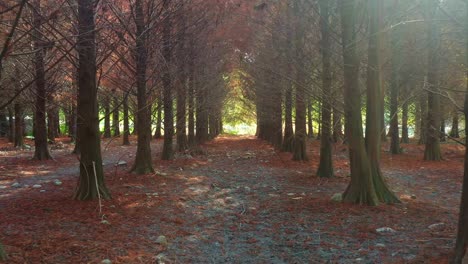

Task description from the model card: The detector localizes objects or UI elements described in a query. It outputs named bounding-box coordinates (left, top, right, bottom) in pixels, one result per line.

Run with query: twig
left=92, top=161, right=103, bottom=216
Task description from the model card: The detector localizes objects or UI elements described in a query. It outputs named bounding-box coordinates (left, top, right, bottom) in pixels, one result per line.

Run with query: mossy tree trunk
left=317, top=0, right=333, bottom=178
left=131, top=0, right=154, bottom=174
left=423, top=0, right=442, bottom=161
left=74, top=0, right=110, bottom=200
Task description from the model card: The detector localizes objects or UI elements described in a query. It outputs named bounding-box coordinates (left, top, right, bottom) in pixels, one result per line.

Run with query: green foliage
left=222, top=70, right=256, bottom=131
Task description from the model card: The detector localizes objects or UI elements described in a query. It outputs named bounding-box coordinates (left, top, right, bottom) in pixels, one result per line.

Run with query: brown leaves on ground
left=0, top=136, right=463, bottom=263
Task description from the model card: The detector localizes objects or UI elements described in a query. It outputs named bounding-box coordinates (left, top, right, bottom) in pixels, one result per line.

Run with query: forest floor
left=0, top=135, right=464, bottom=263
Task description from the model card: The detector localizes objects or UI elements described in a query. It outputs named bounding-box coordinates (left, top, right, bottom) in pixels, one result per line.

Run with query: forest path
left=0, top=135, right=461, bottom=263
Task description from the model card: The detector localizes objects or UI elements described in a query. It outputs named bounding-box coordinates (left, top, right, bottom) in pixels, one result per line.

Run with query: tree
left=317, top=0, right=333, bottom=178
left=452, top=2, right=468, bottom=263
left=389, top=12, right=403, bottom=154
left=131, top=0, right=154, bottom=173
left=112, top=94, right=120, bottom=136
left=73, top=0, right=111, bottom=200
left=32, top=0, right=52, bottom=160
left=292, top=0, right=307, bottom=161
left=423, top=0, right=442, bottom=161
left=161, top=0, right=174, bottom=160
left=340, top=0, right=398, bottom=205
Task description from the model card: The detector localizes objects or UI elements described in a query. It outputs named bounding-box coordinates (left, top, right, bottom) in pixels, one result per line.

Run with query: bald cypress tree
left=73, top=0, right=110, bottom=200
left=423, top=0, right=442, bottom=161
left=317, top=0, right=333, bottom=178
left=340, top=0, right=398, bottom=205
left=131, top=0, right=154, bottom=173
left=452, top=2, right=468, bottom=263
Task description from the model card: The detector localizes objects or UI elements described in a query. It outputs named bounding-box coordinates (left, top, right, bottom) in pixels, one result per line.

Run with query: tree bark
left=74, top=0, right=110, bottom=200
left=131, top=0, right=154, bottom=173
left=317, top=0, right=333, bottom=178
left=307, top=99, right=314, bottom=138
left=401, top=99, right=409, bottom=143
left=161, top=0, right=174, bottom=160
left=282, top=85, right=294, bottom=152
left=122, top=93, right=130, bottom=145
left=450, top=109, right=460, bottom=138
left=112, top=95, right=120, bottom=137
left=453, top=3, right=468, bottom=262
left=292, top=0, right=307, bottom=162
left=14, top=101, right=24, bottom=148
left=7, top=108, right=13, bottom=143
left=423, top=0, right=442, bottom=161
left=333, top=106, right=343, bottom=142
left=341, top=0, right=398, bottom=205
left=103, top=98, right=111, bottom=138
left=176, top=9, right=188, bottom=152
left=32, top=0, right=51, bottom=160
left=389, top=21, right=402, bottom=154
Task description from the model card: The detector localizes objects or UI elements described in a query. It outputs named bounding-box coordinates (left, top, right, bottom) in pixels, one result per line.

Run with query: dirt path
left=0, top=135, right=462, bottom=263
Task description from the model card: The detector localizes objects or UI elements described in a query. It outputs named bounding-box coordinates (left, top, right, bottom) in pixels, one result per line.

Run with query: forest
left=0, top=0, right=467, bottom=263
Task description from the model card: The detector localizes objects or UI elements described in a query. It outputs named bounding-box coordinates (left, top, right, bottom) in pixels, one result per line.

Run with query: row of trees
left=244, top=0, right=467, bottom=261
left=247, top=0, right=465, bottom=201
left=0, top=0, right=245, bottom=202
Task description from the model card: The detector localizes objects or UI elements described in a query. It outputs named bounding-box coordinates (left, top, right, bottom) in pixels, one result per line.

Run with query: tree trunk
left=389, top=22, right=402, bottom=154
left=187, top=52, right=195, bottom=146
left=423, top=0, right=442, bottom=161
left=32, top=0, right=51, bottom=160
left=453, top=3, right=468, bottom=262
left=333, top=106, right=343, bottom=142
left=451, top=109, right=460, bottom=138
left=14, top=101, right=24, bottom=148
left=282, top=85, right=294, bottom=152
left=176, top=10, right=188, bottom=152
left=154, top=95, right=162, bottom=139
left=161, top=0, right=174, bottom=160
left=418, top=92, right=428, bottom=145
left=73, top=0, right=110, bottom=200
left=7, top=108, right=13, bottom=143
left=103, top=98, right=111, bottom=138
left=401, top=99, right=409, bottom=143
left=112, top=95, right=120, bottom=137
left=340, top=0, right=398, bottom=205
left=122, top=94, right=130, bottom=145
left=440, top=117, right=446, bottom=142
left=307, top=99, right=314, bottom=138
left=131, top=0, right=154, bottom=174
left=47, top=94, right=57, bottom=143
left=317, top=0, right=333, bottom=178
